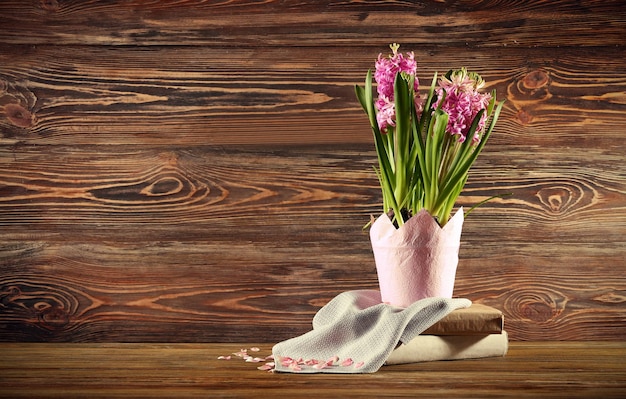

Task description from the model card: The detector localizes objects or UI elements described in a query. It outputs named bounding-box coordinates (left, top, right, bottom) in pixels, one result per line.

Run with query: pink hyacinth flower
left=434, top=68, right=492, bottom=144
left=373, top=44, right=420, bottom=133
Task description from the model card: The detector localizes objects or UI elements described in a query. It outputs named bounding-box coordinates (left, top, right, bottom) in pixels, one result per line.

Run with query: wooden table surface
left=1, top=342, right=625, bottom=398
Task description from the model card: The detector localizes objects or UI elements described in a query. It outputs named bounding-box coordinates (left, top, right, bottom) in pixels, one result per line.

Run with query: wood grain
left=0, top=0, right=624, bottom=47
left=0, top=342, right=625, bottom=398
left=1, top=145, right=624, bottom=341
left=0, top=145, right=623, bottom=241
left=0, top=1, right=625, bottom=342
left=1, top=46, right=625, bottom=146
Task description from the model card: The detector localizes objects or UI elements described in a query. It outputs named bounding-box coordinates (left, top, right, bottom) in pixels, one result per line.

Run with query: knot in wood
left=509, top=289, right=566, bottom=324
left=0, top=285, right=22, bottom=305
left=38, top=306, right=71, bottom=330
left=4, top=103, right=35, bottom=128
left=516, top=109, right=533, bottom=125
left=39, top=0, right=60, bottom=12
left=514, top=69, right=552, bottom=102
left=141, top=177, right=184, bottom=196
left=535, top=183, right=586, bottom=216
left=521, top=302, right=556, bottom=323
left=522, top=69, right=549, bottom=89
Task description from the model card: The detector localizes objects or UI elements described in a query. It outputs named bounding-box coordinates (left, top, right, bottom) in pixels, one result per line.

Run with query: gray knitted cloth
left=272, top=290, right=471, bottom=373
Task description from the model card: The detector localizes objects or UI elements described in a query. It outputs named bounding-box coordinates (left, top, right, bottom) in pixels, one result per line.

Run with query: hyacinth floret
left=373, top=43, right=420, bottom=133
left=434, top=68, right=492, bottom=145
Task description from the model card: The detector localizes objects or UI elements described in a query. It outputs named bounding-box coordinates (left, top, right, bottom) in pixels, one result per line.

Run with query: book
left=422, top=303, right=503, bottom=336
left=386, top=331, right=509, bottom=365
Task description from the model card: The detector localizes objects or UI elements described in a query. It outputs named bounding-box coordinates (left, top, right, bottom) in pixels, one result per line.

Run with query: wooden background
left=0, top=1, right=624, bottom=343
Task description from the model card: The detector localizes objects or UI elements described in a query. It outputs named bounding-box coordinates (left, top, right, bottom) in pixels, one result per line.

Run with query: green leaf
left=444, top=109, right=485, bottom=183
left=464, top=192, right=513, bottom=218
left=355, top=85, right=365, bottom=109
left=393, top=74, right=411, bottom=206
left=437, top=100, right=504, bottom=206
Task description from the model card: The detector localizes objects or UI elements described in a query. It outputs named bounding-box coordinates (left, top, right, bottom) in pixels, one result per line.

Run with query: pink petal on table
left=324, top=355, right=339, bottom=366
left=289, top=362, right=302, bottom=371
left=313, top=362, right=328, bottom=370
left=279, top=356, right=294, bottom=367
left=257, top=363, right=275, bottom=371
left=217, top=355, right=231, bottom=360
left=341, top=358, right=354, bottom=367
left=250, top=347, right=260, bottom=352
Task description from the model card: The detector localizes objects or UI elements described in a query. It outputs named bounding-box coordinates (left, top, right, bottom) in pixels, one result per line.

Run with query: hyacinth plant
left=355, top=44, right=504, bottom=227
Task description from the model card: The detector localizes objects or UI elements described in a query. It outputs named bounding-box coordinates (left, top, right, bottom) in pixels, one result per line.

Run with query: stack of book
left=387, top=303, right=508, bottom=364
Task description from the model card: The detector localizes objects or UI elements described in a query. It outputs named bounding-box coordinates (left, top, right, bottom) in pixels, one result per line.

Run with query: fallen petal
left=233, top=349, right=248, bottom=357
left=217, top=355, right=231, bottom=360
left=280, top=357, right=294, bottom=367
left=341, top=358, right=354, bottom=367
left=325, top=355, right=339, bottom=366
left=250, top=347, right=260, bottom=352
left=289, top=363, right=302, bottom=371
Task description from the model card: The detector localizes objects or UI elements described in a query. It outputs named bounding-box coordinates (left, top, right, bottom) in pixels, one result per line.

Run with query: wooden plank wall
left=0, top=1, right=624, bottom=343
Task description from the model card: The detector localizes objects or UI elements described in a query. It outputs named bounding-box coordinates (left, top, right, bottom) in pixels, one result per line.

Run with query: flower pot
left=369, top=208, right=464, bottom=307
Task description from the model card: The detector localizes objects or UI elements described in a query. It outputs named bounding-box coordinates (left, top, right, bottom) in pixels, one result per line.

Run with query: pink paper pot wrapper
left=370, top=208, right=464, bottom=307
